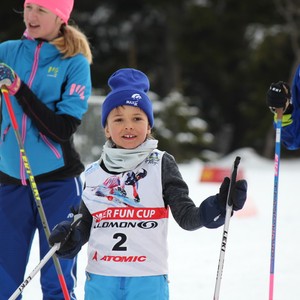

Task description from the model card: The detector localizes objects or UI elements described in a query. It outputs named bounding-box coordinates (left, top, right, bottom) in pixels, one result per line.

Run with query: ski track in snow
left=22, top=148, right=300, bottom=299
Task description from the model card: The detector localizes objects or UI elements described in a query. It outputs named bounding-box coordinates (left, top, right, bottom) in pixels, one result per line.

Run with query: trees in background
left=1, top=0, right=299, bottom=162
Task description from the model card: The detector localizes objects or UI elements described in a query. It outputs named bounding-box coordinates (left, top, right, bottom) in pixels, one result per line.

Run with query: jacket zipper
left=20, top=42, right=42, bottom=185
left=39, top=133, right=61, bottom=158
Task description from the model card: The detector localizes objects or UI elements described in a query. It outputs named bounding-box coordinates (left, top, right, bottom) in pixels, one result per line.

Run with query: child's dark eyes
left=113, top=117, right=144, bottom=123
left=114, top=118, right=123, bottom=123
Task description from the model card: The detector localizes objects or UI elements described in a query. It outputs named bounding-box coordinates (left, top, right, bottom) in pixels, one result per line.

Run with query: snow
left=22, top=148, right=300, bottom=299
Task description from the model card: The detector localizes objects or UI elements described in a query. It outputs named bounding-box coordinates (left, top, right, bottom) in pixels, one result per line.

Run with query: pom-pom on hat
left=24, top=0, right=74, bottom=24
left=101, top=68, right=154, bottom=128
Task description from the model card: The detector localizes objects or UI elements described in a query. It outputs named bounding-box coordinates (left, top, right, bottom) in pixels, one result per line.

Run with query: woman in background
left=0, top=0, right=92, bottom=299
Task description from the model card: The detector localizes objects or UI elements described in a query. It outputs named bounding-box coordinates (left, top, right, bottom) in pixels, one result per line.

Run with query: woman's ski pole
left=1, top=88, right=70, bottom=300
left=213, top=156, right=241, bottom=300
left=8, top=243, right=61, bottom=300
left=268, top=108, right=283, bottom=300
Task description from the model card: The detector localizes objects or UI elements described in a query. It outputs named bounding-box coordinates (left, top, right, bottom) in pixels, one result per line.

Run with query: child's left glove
left=0, top=63, right=21, bottom=95
left=218, top=177, right=247, bottom=211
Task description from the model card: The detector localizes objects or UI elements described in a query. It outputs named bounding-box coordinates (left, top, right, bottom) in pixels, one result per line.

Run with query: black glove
left=218, top=177, right=247, bottom=211
left=266, top=81, right=291, bottom=112
left=49, top=214, right=82, bottom=259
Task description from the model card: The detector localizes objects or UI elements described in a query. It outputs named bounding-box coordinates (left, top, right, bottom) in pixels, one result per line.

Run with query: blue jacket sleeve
left=281, top=65, right=300, bottom=149
left=14, top=82, right=81, bottom=142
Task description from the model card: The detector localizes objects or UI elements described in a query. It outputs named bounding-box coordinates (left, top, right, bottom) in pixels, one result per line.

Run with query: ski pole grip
left=1, top=87, right=19, bottom=130
left=227, top=156, right=240, bottom=206
left=276, top=108, right=283, bottom=121
left=59, top=213, right=83, bottom=248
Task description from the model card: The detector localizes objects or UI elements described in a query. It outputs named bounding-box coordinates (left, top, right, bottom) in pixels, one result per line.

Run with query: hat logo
left=131, top=93, right=142, bottom=100
left=124, top=93, right=142, bottom=106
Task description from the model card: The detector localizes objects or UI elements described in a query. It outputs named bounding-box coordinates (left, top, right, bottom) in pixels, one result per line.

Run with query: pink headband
left=24, top=0, right=74, bottom=24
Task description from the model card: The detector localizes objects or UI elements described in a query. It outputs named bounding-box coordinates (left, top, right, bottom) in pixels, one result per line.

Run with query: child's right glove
left=218, top=177, right=247, bottom=211
left=49, top=214, right=83, bottom=259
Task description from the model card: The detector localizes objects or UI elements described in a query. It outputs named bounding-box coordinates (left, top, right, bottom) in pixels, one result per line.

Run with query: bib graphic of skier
left=94, top=168, right=147, bottom=206
left=124, top=168, right=147, bottom=202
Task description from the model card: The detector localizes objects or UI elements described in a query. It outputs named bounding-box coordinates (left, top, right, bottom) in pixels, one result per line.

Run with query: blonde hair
left=51, top=24, right=93, bottom=64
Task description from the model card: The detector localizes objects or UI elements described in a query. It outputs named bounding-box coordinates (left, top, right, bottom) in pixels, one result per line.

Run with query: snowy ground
left=22, top=148, right=300, bottom=299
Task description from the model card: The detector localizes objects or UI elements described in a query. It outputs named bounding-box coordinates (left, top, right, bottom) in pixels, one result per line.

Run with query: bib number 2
left=112, top=233, right=127, bottom=251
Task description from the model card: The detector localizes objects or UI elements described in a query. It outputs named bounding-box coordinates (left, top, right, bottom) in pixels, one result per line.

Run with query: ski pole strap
left=274, top=113, right=292, bottom=126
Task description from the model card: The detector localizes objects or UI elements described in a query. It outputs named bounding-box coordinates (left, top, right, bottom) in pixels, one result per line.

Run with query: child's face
left=105, top=105, right=151, bottom=149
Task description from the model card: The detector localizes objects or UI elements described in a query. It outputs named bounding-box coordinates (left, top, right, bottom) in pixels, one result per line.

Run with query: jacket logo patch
left=47, top=66, right=59, bottom=78
left=70, top=84, right=86, bottom=100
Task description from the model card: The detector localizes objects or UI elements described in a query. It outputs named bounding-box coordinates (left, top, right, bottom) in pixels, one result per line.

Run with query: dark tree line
left=1, top=0, right=300, bottom=161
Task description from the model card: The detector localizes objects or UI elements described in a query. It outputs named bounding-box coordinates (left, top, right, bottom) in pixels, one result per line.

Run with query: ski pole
left=1, top=88, right=70, bottom=300
left=8, top=213, right=83, bottom=300
left=8, top=243, right=61, bottom=300
left=268, top=108, right=283, bottom=300
left=213, top=156, right=241, bottom=300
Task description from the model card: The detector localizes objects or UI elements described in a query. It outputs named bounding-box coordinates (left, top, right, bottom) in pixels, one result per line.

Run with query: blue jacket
left=279, top=65, right=300, bottom=149
left=0, top=37, right=91, bottom=183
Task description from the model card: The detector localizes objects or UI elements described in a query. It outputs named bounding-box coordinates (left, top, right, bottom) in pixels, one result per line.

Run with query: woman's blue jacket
left=0, top=37, right=91, bottom=184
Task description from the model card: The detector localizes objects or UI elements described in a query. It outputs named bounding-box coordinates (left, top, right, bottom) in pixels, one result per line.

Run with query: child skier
left=49, top=68, right=247, bottom=300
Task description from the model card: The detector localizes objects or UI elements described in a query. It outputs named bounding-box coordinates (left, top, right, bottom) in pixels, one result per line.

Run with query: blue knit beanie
left=101, top=68, right=154, bottom=128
